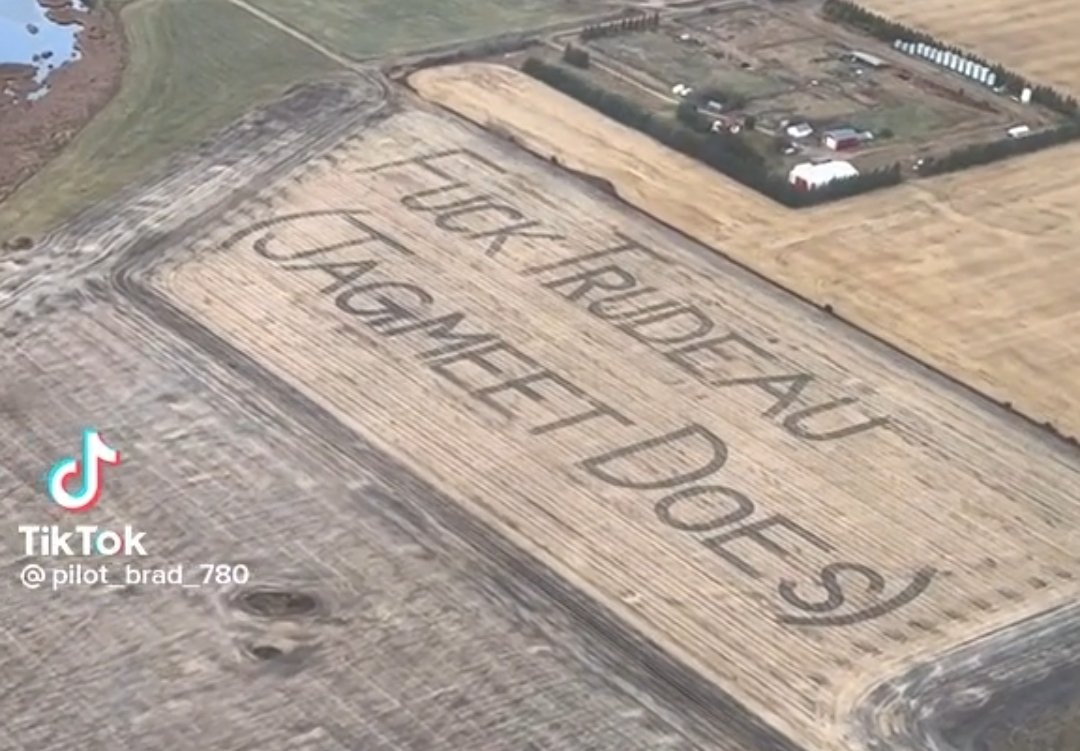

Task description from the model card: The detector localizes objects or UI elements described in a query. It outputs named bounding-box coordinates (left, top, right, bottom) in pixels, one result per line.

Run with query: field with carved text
left=412, top=62, right=1080, bottom=443
left=5, top=0, right=1080, bottom=747
left=1, top=79, right=730, bottom=751
left=118, top=104, right=1080, bottom=751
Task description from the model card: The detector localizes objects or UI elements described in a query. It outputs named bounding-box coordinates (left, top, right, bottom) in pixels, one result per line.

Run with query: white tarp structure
left=788, top=160, right=860, bottom=190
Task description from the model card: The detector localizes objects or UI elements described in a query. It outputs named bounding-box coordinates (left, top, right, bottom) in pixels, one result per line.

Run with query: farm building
left=788, top=160, right=859, bottom=190
left=786, top=122, right=814, bottom=139
left=844, top=51, right=887, bottom=68
left=822, top=128, right=865, bottom=150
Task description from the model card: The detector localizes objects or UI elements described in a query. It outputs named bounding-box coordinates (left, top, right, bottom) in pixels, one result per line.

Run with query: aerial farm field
left=245, top=0, right=605, bottom=59
left=412, top=61, right=1080, bottom=443
left=0, top=0, right=337, bottom=237
left=1, top=80, right=736, bottom=751
left=860, top=0, right=1080, bottom=94
left=120, top=105, right=1080, bottom=751
left=4, top=1, right=1080, bottom=750
left=1, top=299, right=727, bottom=751
left=0, top=0, right=612, bottom=238
left=542, top=3, right=1053, bottom=172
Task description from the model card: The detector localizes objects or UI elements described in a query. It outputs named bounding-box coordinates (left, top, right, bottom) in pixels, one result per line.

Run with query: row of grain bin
left=892, top=39, right=998, bottom=88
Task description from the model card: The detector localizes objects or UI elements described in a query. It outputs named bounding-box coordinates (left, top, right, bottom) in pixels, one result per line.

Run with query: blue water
left=0, top=0, right=85, bottom=98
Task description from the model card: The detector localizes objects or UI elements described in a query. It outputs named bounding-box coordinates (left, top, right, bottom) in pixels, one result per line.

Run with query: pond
left=0, top=0, right=86, bottom=100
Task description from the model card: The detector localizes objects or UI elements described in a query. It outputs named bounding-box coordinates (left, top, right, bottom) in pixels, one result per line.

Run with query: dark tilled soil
left=946, top=664, right=1080, bottom=751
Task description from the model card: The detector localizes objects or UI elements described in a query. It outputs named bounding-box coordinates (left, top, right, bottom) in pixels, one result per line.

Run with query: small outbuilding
left=822, top=127, right=864, bottom=150
left=788, top=160, right=859, bottom=191
left=786, top=122, right=814, bottom=139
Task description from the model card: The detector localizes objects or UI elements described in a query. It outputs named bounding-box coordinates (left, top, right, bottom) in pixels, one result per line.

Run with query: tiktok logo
left=46, top=429, right=121, bottom=513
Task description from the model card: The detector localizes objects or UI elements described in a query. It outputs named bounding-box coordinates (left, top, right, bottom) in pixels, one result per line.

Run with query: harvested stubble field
left=0, top=301, right=721, bottom=751
left=131, top=105, right=1080, bottom=751
left=858, top=0, right=1080, bottom=94
left=411, top=62, right=1080, bottom=441
left=3, top=77, right=742, bottom=751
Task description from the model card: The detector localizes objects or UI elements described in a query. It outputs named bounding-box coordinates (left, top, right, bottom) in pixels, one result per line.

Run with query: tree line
left=580, top=12, right=660, bottom=41
left=822, top=0, right=1079, bottom=117
left=563, top=44, right=590, bottom=68
left=520, top=57, right=901, bottom=207
left=918, top=121, right=1080, bottom=176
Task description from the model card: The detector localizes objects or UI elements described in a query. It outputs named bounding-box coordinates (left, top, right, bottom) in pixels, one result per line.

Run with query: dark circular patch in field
left=248, top=644, right=284, bottom=661
left=234, top=588, right=321, bottom=619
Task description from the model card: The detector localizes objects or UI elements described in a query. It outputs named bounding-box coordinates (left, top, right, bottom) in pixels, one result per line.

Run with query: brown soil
left=0, top=0, right=127, bottom=205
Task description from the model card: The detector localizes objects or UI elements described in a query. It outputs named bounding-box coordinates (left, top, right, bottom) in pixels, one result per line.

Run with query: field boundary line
left=224, top=0, right=362, bottom=71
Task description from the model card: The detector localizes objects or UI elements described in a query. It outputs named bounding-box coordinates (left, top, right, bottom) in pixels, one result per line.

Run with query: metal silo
left=986, top=71, right=997, bottom=87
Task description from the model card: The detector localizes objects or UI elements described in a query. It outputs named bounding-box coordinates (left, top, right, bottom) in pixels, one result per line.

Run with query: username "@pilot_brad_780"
left=16, top=428, right=250, bottom=591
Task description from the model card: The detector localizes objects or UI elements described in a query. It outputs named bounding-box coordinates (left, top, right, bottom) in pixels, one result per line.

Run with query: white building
left=786, top=122, right=814, bottom=139
left=788, top=160, right=859, bottom=191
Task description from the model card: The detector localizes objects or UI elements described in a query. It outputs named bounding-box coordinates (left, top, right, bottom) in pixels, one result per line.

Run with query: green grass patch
left=0, top=0, right=337, bottom=237
left=590, top=32, right=789, bottom=99
left=246, top=0, right=597, bottom=59
left=845, top=102, right=948, bottom=139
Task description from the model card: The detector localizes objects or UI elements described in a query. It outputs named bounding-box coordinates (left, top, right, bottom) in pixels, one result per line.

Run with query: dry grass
left=151, top=108, right=1080, bottom=751
left=411, top=62, right=1080, bottom=441
left=860, top=0, right=1080, bottom=94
